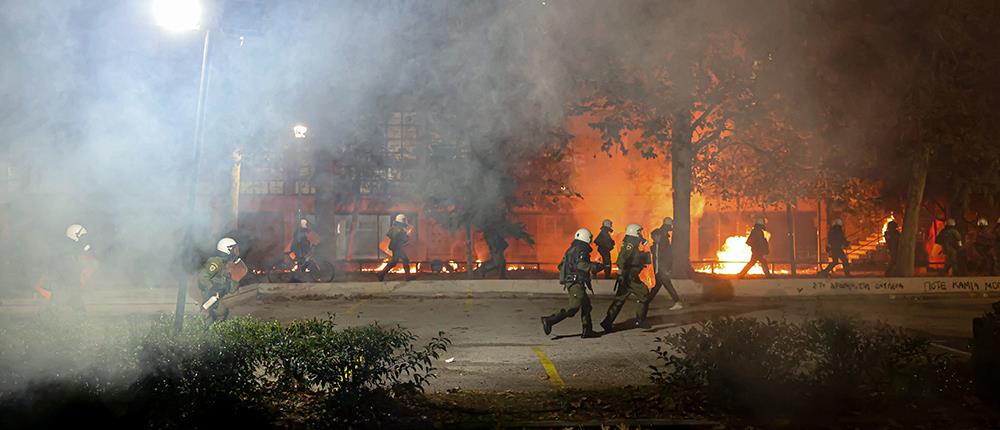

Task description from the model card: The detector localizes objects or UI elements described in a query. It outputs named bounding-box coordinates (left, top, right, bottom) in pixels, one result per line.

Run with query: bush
left=0, top=314, right=449, bottom=428
left=651, top=317, right=970, bottom=420
left=973, top=304, right=1000, bottom=402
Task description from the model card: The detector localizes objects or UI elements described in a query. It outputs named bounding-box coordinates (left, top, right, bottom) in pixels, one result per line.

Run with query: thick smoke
left=2, top=0, right=986, bottom=409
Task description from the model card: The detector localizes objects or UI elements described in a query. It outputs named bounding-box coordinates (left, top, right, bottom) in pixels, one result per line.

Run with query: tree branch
left=690, top=101, right=721, bottom=132
left=692, top=126, right=733, bottom=151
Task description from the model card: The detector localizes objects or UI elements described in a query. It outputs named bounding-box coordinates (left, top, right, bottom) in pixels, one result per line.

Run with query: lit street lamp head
left=293, top=124, right=308, bottom=139
left=153, top=0, right=203, bottom=32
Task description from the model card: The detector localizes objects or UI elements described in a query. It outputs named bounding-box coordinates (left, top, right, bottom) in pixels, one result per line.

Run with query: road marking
left=930, top=342, right=972, bottom=357
left=531, top=346, right=565, bottom=388
left=346, top=302, right=362, bottom=319
left=465, top=291, right=475, bottom=315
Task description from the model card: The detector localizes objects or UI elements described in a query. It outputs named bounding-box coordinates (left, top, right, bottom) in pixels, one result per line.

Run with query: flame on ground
left=879, top=216, right=895, bottom=244
left=696, top=232, right=782, bottom=275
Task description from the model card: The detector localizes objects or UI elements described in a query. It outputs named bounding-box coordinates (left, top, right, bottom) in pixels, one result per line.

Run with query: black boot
left=599, top=317, right=614, bottom=333
left=581, top=312, right=599, bottom=338
left=636, top=301, right=652, bottom=329
left=601, top=301, right=622, bottom=332
left=542, top=310, right=569, bottom=335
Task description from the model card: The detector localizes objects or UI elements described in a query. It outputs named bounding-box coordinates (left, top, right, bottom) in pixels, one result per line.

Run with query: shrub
left=0, top=314, right=449, bottom=428
left=651, top=317, right=970, bottom=420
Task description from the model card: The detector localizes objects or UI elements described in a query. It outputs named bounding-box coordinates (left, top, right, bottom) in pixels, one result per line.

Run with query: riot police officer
left=594, top=219, right=615, bottom=279
left=290, top=218, right=313, bottom=278
left=50, top=224, right=91, bottom=313
left=541, top=228, right=605, bottom=338
left=738, top=219, right=772, bottom=279
left=884, top=220, right=901, bottom=276
left=972, top=218, right=994, bottom=275
left=478, top=226, right=509, bottom=279
left=600, top=223, right=652, bottom=331
left=649, top=217, right=682, bottom=311
left=820, top=219, right=852, bottom=277
left=378, top=214, right=411, bottom=281
left=936, top=218, right=963, bottom=276
left=199, top=237, right=239, bottom=322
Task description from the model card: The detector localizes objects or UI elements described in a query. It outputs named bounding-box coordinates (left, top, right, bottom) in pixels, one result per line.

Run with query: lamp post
left=293, top=124, right=308, bottom=139
left=155, top=0, right=212, bottom=334
left=292, top=123, right=309, bottom=220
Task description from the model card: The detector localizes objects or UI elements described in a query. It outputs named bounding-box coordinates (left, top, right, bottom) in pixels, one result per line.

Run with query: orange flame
left=696, top=231, right=785, bottom=275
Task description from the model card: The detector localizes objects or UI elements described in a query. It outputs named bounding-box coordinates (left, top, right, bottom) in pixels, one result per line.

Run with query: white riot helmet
left=625, top=223, right=643, bottom=238
left=217, top=237, right=237, bottom=255
left=574, top=228, right=593, bottom=243
left=946, top=218, right=956, bottom=227
left=394, top=214, right=407, bottom=224
left=662, top=217, right=674, bottom=227
left=66, top=224, right=87, bottom=242
left=601, top=219, right=612, bottom=229
left=978, top=218, right=988, bottom=227
left=833, top=218, right=843, bottom=227
left=754, top=218, right=765, bottom=226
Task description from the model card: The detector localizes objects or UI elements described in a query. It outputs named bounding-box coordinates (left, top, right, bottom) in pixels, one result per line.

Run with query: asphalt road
left=229, top=292, right=999, bottom=393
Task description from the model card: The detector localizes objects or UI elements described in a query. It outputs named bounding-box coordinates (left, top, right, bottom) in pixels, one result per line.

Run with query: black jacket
left=387, top=222, right=409, bottom=252
left=484, top=229, right=509, bottom=253
left=828, top=225, right=849, bottom=251
left=650, top=226, right=672, bottom=275
left=884, top=228, right=900, bottom=253
left=291, top=227, right=312, bottom=258
left=594, top=226, right=615, bottom=251
left=746, top=226, right=769, bottom=255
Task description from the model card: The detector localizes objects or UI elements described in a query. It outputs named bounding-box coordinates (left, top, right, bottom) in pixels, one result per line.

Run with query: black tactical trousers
left=822, top=249, right=851, bottom=275
left=479, top=251, right=507, bottom=278
left=379, top=250, right=410, bottom=279
left=650, top=272, right=680, bottom=303
left=598, top=248, right=613, bottom=279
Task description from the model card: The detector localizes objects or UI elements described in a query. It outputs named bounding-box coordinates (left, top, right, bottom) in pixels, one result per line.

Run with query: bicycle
left=266, top=251, right=335, bottom=283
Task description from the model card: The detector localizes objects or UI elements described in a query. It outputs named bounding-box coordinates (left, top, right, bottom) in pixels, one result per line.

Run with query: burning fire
left=697, top=231, right=777, bottom=275
left=361, top=258, right=416, bottom=274
left=879, top=216, right=895, bottom=244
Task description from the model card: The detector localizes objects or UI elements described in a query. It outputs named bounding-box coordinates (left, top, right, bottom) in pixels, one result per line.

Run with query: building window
left=385, top=112, right=418, bottom=161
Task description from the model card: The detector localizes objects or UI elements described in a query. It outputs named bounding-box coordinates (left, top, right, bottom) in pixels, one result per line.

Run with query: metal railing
left=353, top=259, right=544, bottom=274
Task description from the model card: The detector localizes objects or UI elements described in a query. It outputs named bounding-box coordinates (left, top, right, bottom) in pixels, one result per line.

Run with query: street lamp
left=153, top=0, right=203, bottom=32
left=293, top=124, right=309, bottom=139
left=156, top=0, right=213, bottom=334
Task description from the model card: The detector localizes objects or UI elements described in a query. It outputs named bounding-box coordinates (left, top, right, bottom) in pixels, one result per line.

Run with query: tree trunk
left=346, top=194, right=360, bottom=261
left=466, top=222, right=474, bottom=279
left=786, top=201, right=796, bottom=276
left=899, top=145, right=931, bottom=277
left=671, top=111, right=694, bottom=278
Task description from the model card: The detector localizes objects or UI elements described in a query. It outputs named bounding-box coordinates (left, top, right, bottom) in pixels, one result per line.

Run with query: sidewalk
left=255, top=275, right=1000, bottom=300
left=2, top=275, right=999, bottom=310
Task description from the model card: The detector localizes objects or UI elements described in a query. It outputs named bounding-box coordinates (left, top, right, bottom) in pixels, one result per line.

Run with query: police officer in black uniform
left=378, top=214, right=411, bottom=281
left=648, top=217, right=683, bottom=312
left=884, top=220, right=901, bottom=276
left=594, top=219, right=615, bottom=279
left=478, top=226, right=509, bottom=279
